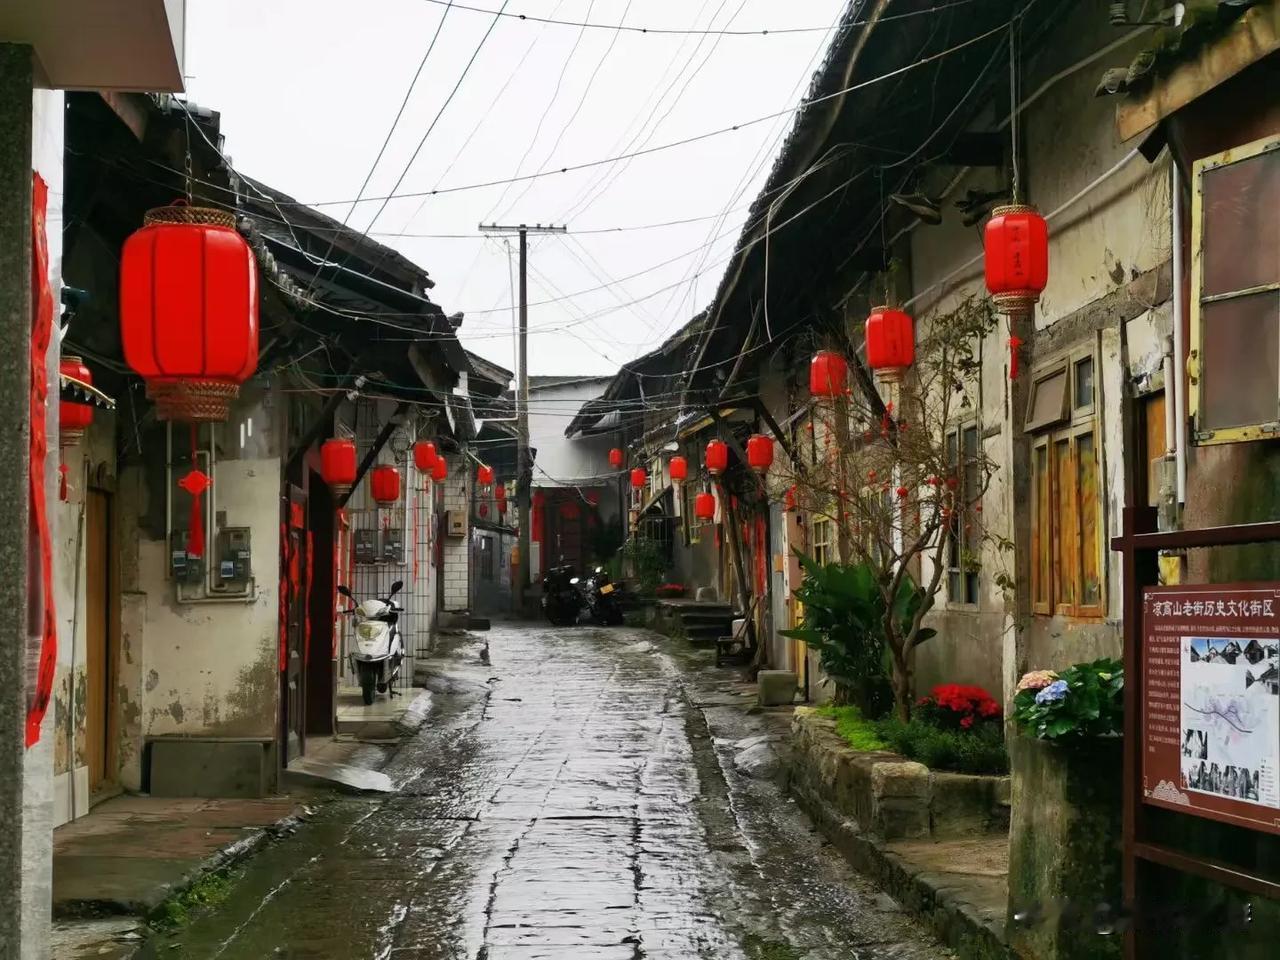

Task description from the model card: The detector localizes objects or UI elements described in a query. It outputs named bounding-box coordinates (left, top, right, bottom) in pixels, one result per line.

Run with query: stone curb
left=790, top=780, right=1014, bottom=960
left=52, top=808, right=309, bottom=921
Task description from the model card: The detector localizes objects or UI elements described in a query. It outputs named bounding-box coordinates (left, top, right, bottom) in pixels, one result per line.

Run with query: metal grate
left=336, top=400, right=437, bottom=693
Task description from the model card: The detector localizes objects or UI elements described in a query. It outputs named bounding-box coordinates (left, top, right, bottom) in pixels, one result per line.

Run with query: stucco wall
left=116, top=391, right=283, bottom=790
left=529, top=379, right=614, bottom=488
left=906, top=5, right=1171, bottom=704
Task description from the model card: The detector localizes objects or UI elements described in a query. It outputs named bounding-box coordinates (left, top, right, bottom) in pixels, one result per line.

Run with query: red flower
left=960, top=716, right=974, bottom=729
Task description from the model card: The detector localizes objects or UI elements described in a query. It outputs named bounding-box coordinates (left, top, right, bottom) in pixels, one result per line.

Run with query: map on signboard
left=1181, top=635, right=1280, bottom=809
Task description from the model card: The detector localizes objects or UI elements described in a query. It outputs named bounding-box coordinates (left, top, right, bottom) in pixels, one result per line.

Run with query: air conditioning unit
left=445, top=510, right=466, bottom=537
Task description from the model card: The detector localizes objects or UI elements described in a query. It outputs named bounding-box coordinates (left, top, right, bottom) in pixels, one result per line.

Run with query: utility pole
left=479, top=222, right=567, bottom=615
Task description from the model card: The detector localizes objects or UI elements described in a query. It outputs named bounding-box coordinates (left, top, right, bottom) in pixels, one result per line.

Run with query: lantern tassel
left=188, top=424, right=205, bottom=558
left=1009, top=335, right=1024, bottom=381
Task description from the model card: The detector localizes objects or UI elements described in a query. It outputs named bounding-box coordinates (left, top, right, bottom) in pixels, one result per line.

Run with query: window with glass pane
left=1195, top=138, right=1280, bottom=439
left=1029, top=350, right=1105, bottom=618
left=812, top=517, right=833, bottom=566
left=944, top=424, right=980, bottom=604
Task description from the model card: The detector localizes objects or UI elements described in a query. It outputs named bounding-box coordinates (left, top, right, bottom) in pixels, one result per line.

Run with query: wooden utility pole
left=479, top=223, right=567, bottom=615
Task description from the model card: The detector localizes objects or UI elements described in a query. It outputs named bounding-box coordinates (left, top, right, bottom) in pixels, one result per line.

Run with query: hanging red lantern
left=477, top=464, right=495, bottom=488
left=59, top=356, right=95, bottom=448
left=669, top=456, right=688, bottom=483
left=120, top=203, right=259, bottom=421
left=608, top=448, right=624, bottom=469
left=810, top=350, right=848, bottom=398
left=630, top=468, right=647, bottom=490
left=985, top=203, right=1048, bottom=315
left=320, top=438, right=357, bottom=496
left=370, top=465, right=401, bottom=505
left=896, top=486, right=910, bottom=500
left=705, top=439, right=729, bottom=476
left=695, top=492, right=716, bottom=521
left=495, top=481, right=507, bottom=502
left=784, top=485, right=798, bottom=511
left=432, top=455, right=447, bottom=483
left=413, top=440, right=438, bottom=473
left=865, top=307, right=915, bottom=383
left=479, top=503, right=490, bottom=518
left=746, top=434, right=774, bottom=475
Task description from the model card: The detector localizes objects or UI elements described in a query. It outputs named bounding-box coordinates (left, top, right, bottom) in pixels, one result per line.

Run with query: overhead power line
left=300, top=19, right=1010, bottom=207
left=415, top=0, right=977, bottom=37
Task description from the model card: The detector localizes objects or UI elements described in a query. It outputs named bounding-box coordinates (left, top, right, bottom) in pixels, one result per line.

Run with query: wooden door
left=283, top=485, right=307, bottom=762
left=85, top=489, right=113, bottom=791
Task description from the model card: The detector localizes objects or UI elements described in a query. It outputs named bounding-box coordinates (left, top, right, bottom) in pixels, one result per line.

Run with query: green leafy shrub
left=622, top=538, right=668, bottom=595
left=1011, top=658, right=1124, bottom=741
left=781, top=554, right=929, bottom=717
left=876, top=714, right=1009, bottom=775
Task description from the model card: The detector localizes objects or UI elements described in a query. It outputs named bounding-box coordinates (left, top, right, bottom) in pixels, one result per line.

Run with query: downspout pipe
left=1171, top=161, right=1188, bottom=504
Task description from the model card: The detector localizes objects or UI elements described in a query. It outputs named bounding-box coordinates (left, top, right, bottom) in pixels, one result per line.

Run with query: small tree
left=774, top=296, right=1005, bottom=720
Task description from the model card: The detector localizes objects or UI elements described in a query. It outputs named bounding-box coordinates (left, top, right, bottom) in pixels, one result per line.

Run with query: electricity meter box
left=214, top=526, right=252, bottom=590
left=354, top=528, right=379, bottom=564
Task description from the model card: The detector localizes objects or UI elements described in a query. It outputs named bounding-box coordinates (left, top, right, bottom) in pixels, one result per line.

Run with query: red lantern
left=59, top=356, right=95, bottom=448
left=865, top=307, right=915, bottom=383
left=413, top=441, right=438, bottom=473
left=432, top=455, right=447, bottom=483
left=784, top=485, right=797, bottom=511
left=495, top=481, right=507, bottom=502
left=479, top=503, right=490, bottom=518
left=630, top=468, right=647, bottom=490
left=746, top=434, right=774, bottom=475
left=669, top=456, right=688, bottom=483
left=320, top=438, right=357, bottom=496
left=810, top=350, right=848, bottom=398
left=477, top=464, right=495, bottom=488
left=608, top=448, right=624, bottom=469
left=120, top=204, right=259, bottom=421
left=370, top=465, right=401, bottom=505
left=984, top=203, right=1048, bottom=315
left=705, top=439, right=729, bottom=476
left=695, top=492, right=716, bottom=521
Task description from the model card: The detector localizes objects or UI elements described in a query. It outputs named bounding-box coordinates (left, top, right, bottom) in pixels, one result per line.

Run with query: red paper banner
left=26, top=174, right=58, bottom=748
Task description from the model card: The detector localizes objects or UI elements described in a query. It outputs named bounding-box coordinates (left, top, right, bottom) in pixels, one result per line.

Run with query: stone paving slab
left=141, top=626, right=949, bottom=959
left=52, top=795, right=301, bottom=916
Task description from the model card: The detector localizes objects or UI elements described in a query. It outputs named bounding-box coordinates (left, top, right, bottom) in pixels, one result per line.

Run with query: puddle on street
left=146, top=625, right=946, bottom=960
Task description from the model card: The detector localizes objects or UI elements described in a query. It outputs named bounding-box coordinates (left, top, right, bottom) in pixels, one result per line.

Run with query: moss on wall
left=1008, top=736, right=1123, bottom=960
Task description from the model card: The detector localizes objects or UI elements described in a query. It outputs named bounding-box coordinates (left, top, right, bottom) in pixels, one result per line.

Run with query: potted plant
left=1007, top=659, right=1124, bottom=960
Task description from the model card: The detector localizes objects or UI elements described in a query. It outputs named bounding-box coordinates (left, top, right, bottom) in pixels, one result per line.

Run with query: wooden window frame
left=944, top=420, right=981, bottom=607
left=1188, top=134, right=1280, bottom=444
left=811, top=515, right=834, bottom=566
left=1029, top=348, right=1105, bottom=620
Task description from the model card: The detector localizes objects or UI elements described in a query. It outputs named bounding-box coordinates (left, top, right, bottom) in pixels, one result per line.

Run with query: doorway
left=84, top=486, right=117, bottom=795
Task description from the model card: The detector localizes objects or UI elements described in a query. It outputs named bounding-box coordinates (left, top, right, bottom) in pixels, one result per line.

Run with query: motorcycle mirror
left=337, top=585, right=353, bottom=599
left=390, top=580, right=404, bottom=595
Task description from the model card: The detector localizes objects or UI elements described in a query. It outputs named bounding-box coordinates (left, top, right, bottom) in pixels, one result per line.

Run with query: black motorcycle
left=541, top=563, right=582, bottom=626
left=584, top=567, right=624, bottom=626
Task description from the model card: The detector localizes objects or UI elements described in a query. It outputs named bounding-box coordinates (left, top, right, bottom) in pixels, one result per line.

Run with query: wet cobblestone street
left=148, top=625, right=948, bottom=959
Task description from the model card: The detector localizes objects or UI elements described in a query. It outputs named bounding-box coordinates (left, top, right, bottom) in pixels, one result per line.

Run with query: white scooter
left=339, top=581, right=405, bottom=705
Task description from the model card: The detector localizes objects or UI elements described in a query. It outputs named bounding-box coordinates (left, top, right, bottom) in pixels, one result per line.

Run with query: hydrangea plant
left=1011, top=658, right=1124, bottom=741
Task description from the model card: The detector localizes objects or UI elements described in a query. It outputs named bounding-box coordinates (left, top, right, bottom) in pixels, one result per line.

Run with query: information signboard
left=1142, top=584, right=1280, bottom=834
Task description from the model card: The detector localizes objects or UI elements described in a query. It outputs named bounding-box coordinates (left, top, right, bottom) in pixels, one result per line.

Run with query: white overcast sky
left=184, top=0, right=848, bottom=377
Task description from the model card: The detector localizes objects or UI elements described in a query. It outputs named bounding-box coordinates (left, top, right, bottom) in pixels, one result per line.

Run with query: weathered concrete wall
left=50, top=413, right=117, bottom=826
left=528, top=378, right=614, bottom=487
left=8, top=71, right=62, bottom=960
left=907, top=5, right=1170, bottom=705
left=115, top=390, right=284, bottom=790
